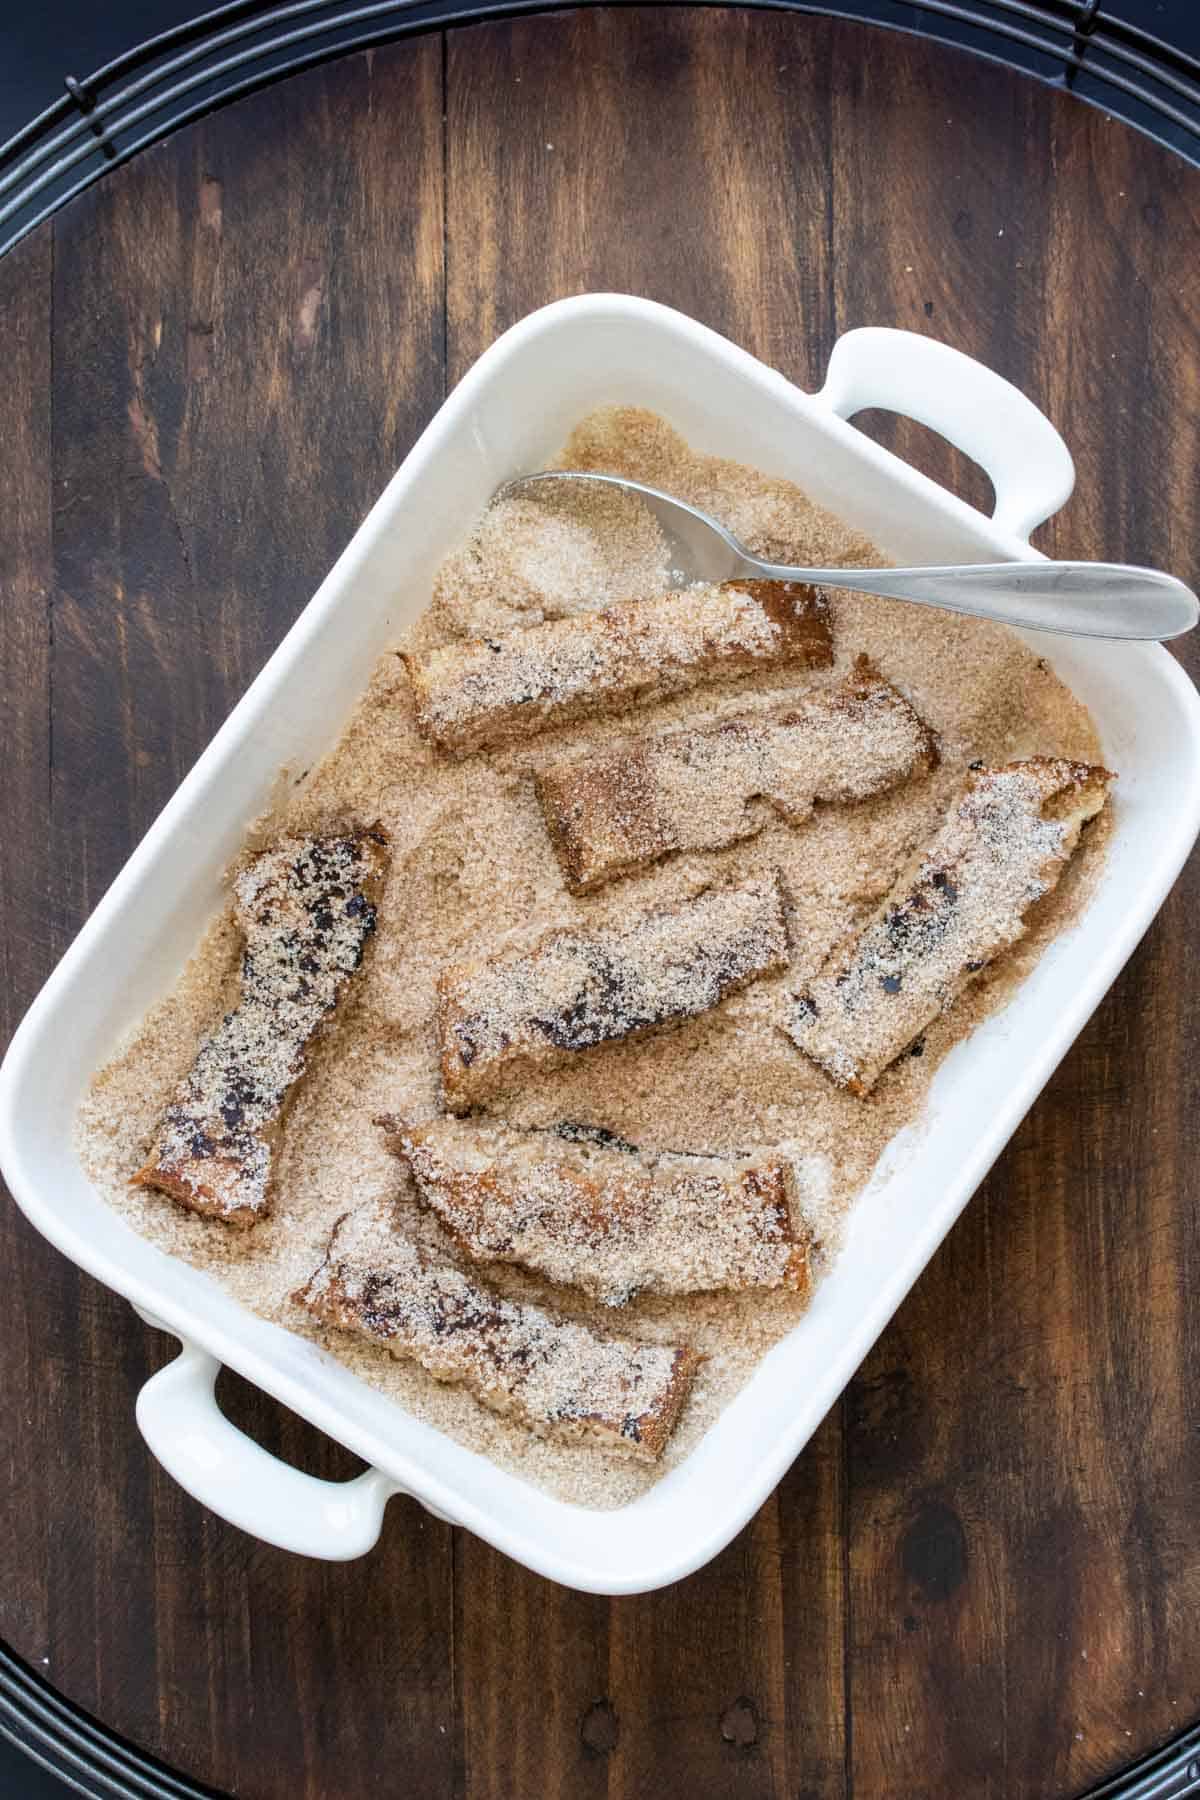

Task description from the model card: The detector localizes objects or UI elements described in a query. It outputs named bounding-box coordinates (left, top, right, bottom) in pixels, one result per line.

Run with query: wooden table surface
left=3, top=10, right=1200, bottom=1798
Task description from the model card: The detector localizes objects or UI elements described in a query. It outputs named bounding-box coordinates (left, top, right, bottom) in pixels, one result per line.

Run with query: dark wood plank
left=562, top=1427, right=849, bottom=1800
left=777, top=1414, right=850, bottom=1799
left=445, top=14, right=845, bottom=1798
left=3, top=12, right=1200, bottom=1800
left=1013, top=100, right=1200, bottom=1797
left=3, top=37, right=453, bottom=1800
left=452, top=1540, right=612, bottom=1800
left=0, top=224, right=55, bottom=1677
left=827, top=25, right=1200, bottom=1800
left=0, top=227, right=52, bottom=1047
left=446, top=6, right=837, bottom=392
left=828, top=29, right=1057, bottom=517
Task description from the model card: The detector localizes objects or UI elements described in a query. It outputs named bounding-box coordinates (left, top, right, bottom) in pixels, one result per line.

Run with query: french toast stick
left=134, top=827, right=389, bottom=1224
left=786, top=758, right=1113, bottom=1095
left=402, top=580, right=833, bottom=754
left=437, top=871, right=790, bottom=1109
left=537, top=656, right=937, bottom=892
left=295, top=1208, right=700, bottom=1460
left=379, top=1114, right=813, bottom=1305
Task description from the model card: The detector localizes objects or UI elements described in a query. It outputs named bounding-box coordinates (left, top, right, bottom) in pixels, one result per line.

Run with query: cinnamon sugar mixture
left=74, top=408, right=1107, bottom=1509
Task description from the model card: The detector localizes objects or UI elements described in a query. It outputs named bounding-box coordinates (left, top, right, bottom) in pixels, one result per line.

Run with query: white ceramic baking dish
left=3, top=297, right=1199, bottom=1594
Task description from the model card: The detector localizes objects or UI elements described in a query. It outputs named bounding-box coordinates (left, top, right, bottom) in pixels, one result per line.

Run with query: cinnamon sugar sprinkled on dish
left=74, top=406, right=1109, bottom=1509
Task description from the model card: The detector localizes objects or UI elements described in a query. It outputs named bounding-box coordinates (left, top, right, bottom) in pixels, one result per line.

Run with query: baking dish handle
left=136, top=1342, right=397, bottom=1560
left=817, top=326, right=1075, bottom=541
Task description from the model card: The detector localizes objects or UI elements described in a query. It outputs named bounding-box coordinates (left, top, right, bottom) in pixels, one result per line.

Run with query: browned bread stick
left=380, top=1114, right=814, bottom=1306
left=134, top=827, right=389, bottom=1225
left=295, top=1208, right=700, bottom=1461
left=537, top=656, right=938, bottom=892
left=787, top=758, right=1113, bottom=1095
left=402, top=580, right=833, bottom=754
left=436, top=871, right=790, bottom=1110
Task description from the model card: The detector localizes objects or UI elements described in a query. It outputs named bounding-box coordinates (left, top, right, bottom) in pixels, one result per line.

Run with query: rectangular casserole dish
left=3, top=295, right=1199, bottom=1595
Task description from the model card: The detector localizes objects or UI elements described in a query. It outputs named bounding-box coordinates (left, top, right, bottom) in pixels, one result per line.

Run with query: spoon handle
left=769, top=560, right=1199, bottom=642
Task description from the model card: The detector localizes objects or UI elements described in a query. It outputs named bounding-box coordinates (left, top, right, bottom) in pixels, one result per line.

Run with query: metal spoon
left=496, top=471, right=1198, bottom=641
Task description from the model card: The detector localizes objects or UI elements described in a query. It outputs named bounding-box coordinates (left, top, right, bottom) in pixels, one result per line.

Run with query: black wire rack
left=0, top=1643, right=221, bottom=1799
left=1, top=0, right=1200, bottom=259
